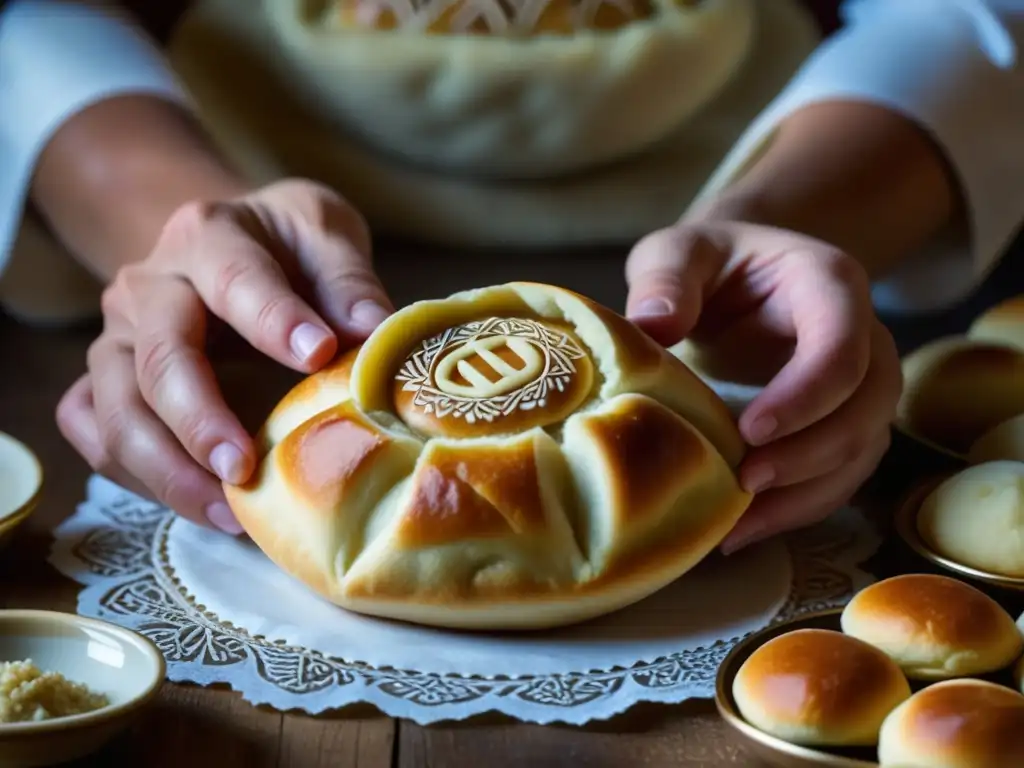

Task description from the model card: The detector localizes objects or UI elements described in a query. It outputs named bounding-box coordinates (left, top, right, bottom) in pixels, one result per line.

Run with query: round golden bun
left=840, top=574, right=1023, bottom=680
left=917, top=461, right=1024, bottom=578
left=335, top=0, right=662, bottom=34
left=969, top=413, right=1024, bottom=463
left=260, top=0, right=755, bottom=179
left=732, top=629, right=911, bottom=748
left=969, top=295, right=1024, bottom=352
left=897, top=335, right=1024, bottom=455
left=878, top=680, right=1024, bottom=768
left=224, top=282, right=751, bottom=630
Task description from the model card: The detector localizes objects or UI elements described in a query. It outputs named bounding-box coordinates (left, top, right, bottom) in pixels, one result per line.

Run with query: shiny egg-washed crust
left=878, top=680, right=1024, bottom=768
left=840, top=574, right=1024, bottom=681
left=226, top=282, right=751, bottom=629
left=732, top=629, right=911, bottom=748
left=897, top=335, right=1024, bottom=456
left=262, top=0, right=755, bottom=179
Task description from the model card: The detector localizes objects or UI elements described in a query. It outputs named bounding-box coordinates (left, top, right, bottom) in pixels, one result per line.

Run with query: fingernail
left=290, top=323, right=333, bottom=363
left=742, top=465, right=775, bottom=494
left=746, top=415, right=778, bottom=446
left=348, top=300, right=391, bottom=333
left=205, top=501, right=245, bottom=536
left=209, top=442, right=246, bottom=485
left=629, top=297, right=674, bottom=319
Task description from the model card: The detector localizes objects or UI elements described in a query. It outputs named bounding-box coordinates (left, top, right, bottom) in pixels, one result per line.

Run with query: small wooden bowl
left=893, top=475, right=1024, bottom=593
left=0, top=610, right=165, bottom=767
left=715, top=609, right=879, bottom=768
left=0, top=433, right=43, bottom=550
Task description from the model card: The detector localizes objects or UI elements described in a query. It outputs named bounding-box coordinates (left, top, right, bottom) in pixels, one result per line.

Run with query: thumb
left=624, top=225, right=729, bottom=347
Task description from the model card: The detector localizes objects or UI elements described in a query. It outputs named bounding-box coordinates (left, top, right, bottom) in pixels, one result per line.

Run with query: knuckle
left=96, top=407, right=130, bottom=462
left=176, top=409, right=215, bottom=455
left=211, top=256, right=262, bottom=310
left=158, top=199, right=235, bottom=252
left=136, top=336, right=180, bottom=395
left=153, top=465, right=205, bottom=515
left=253, top=291, right=295, bottom=339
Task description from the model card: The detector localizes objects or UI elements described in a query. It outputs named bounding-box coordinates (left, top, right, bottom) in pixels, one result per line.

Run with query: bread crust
left=225, top=282, right=750, bottom=629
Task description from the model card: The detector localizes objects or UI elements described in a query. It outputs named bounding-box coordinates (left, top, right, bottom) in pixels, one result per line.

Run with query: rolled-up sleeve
left=0, top=1, right=189, bottom=275
left=696, top=0, right=1024, bottom=313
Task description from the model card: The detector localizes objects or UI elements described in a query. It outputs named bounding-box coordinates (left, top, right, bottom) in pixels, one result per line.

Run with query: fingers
left=162, top=202, right=339, bottom=373
left=249, top=179, right=394, bottom=342
left=739, top=250, right=874, bottom=446
left=624, top=226, right=729, bottom=346
left=85, top=335, right=243, bottom=534
left=721, top=429, right=891, bottom=555
left=738, top=321, right=902, bottom=492
left=299, top=209, right=394, bottom=343
left=128, top=272, right=256, bottom=486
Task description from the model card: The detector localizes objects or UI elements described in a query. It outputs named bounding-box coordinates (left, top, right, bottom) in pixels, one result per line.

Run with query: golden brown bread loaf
left=969, top=295, right=1024, bottom=352
left=917, top=461, right=1024, bottom=579
left=840, top=574, right=1023, bottom=680
left=225, top=283, right=751, bottom=629
left=897, top=335, right=1024, bottom=456
left=732, top=629, right=911, bottom=748
left=878, top=680, right=1024, bottom=768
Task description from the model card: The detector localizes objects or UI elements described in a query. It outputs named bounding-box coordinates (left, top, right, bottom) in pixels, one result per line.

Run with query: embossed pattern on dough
left=395, top=317, right=587, bottom=428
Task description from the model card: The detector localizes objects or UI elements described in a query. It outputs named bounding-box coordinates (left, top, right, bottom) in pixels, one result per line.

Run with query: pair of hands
left=56, top=179, right=902, bottom=553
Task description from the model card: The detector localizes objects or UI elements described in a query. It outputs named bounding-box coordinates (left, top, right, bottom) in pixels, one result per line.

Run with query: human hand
left=625, top=220, right=902, bottom=554
left=56, top=179, right=393, bottom=534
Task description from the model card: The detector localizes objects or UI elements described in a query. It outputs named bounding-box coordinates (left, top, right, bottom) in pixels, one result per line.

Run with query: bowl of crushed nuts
left=0, top=610, right=165, bottom=767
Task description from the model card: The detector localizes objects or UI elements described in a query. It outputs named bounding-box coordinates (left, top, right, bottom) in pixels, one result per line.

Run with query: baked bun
left=969, top=295, right=1024, bottom=352
left=917, top=461, right=1024, bottom=578
left=878, top=680, right=1024, bottom=768
left=224, top=282, right=751, bottom=630
left=732, top=629, right=911, bottom=748
left=258, top=0, right=755, bottom=179
left=969, top=413, right=1024, bottom=464
left=840, top=574, right=1023, bottom=680
left=897, top=335, right=1024, bottom=456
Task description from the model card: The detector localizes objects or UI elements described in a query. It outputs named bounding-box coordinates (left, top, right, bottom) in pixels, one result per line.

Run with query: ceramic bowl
left=0, top=610, right=165, bottom=767
left=0, top=433, right=43, bottom=549
left=715, top=609, right=879, bottom=768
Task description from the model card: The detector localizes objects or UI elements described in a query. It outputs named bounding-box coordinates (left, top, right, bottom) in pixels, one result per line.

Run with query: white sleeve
left=0, top=1, right=191, bottom=275
left=693, top=0, right=1024, bottom=314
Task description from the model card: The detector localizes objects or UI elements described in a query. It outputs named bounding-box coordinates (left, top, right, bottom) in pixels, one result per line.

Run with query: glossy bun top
left=879, top=679, right=1024, bottom=768
left=732, top=628, right=911, bottom=748
left=840, top=574, right=1024, bottom=680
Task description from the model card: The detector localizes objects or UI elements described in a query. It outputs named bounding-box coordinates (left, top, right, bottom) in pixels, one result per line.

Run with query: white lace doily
left=49, top=475, right=880, bottom=725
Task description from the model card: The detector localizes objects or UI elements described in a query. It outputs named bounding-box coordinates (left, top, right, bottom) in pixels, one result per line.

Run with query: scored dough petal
left=338, top=429, right=586, bottom=622
left=226, top=400, right=423, bottom=599
left=258, top=347, right=361, bottom=452
left=561, top=392, right=751, bottom=589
